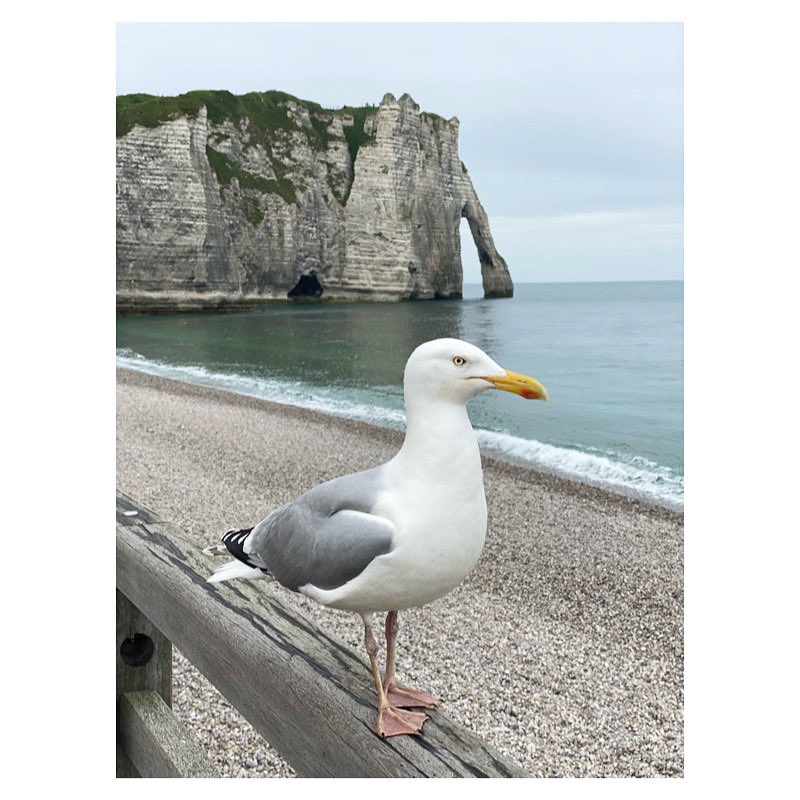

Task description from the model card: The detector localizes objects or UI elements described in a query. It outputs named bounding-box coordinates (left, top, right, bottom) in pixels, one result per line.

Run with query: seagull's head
left=404, top=338, right=548, bottom=406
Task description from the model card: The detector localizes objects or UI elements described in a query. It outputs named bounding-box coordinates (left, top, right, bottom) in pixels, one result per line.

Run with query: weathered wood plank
left=119, top=691, right=217, bottom=778
left=116, top=490, right=527, bottom=778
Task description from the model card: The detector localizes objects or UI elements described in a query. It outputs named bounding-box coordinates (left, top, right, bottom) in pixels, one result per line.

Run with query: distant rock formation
left=116, top=90, right=513, bottom=309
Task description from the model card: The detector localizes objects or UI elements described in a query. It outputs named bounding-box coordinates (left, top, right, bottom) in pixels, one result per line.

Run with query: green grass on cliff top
left=117, top=90, right=380, bottom=208
left=116, top=90, right=378, bottom=145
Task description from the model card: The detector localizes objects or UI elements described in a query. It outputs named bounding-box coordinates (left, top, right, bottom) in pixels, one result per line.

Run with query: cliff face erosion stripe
left=116, top=91, right=514, bottom=309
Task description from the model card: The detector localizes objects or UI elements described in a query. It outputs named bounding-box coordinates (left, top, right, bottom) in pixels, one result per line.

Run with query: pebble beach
left=116, top=367, right=684, bottom=777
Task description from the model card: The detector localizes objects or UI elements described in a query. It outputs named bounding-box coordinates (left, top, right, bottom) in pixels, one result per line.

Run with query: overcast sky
left=117, top=22, right=683, bottom=284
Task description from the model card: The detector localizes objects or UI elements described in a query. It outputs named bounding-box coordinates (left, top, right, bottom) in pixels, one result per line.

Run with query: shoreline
left=117, top=365, right=683, bottom=518
left=116, top=287, right=474, bottom=314
left=117, top=366, right=684, bottom=777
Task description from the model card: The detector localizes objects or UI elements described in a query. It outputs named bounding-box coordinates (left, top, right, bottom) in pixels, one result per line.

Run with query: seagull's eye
left=452, top=355, right=467, bottom=367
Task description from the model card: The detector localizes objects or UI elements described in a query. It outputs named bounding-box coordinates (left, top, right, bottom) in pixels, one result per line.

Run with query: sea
left=116, top=281, right=684, bottom=510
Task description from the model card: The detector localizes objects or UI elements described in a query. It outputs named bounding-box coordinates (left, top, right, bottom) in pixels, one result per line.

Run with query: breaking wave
left=117, top=349, right=683, bottom=509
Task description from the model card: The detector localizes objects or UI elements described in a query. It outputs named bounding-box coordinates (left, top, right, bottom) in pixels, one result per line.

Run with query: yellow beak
left=480, top=370, right=549, bottom=401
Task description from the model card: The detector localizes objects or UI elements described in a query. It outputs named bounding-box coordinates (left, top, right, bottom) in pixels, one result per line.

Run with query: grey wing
left=248, top=467, right=395, bottom=592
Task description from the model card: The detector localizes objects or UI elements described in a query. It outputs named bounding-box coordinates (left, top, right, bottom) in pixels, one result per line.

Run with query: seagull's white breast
left=301, top=407, right=488, bottom=613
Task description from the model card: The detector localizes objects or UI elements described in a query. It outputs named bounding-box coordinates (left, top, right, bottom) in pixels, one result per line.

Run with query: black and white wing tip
left=205, top=527, right=273, bottom=584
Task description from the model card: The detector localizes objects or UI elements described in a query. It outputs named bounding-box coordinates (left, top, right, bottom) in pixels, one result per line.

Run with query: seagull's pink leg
left=363, top=616, right=428, bottom=738
left=382, top=610, right=440, bottom=709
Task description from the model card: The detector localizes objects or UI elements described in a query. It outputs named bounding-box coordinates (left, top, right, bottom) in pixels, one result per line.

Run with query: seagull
left=204, top=338, right=548, bottom=738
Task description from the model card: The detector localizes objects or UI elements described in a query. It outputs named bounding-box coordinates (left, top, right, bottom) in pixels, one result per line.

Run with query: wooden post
left=117, top=589, right=175, bottom=777
left=116, top=589, right=172, bottom=706
left=117, top=496, right=216, bottom=778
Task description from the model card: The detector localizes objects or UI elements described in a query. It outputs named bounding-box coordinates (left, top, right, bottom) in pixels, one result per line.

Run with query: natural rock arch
left=461, top=201, right=514, bottom=299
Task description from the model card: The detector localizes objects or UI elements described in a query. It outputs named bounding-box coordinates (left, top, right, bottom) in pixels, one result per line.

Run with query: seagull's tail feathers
left=207, top=559, right=270, bottom=584
left=204, top=527, right=274, bottom=584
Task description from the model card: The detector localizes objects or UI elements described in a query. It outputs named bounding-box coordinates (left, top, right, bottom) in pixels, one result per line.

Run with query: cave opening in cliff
left=287, top=273, right=323, bottom=299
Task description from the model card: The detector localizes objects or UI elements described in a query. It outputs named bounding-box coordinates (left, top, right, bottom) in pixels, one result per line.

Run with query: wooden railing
left=116, top=491, right=526, bottom=778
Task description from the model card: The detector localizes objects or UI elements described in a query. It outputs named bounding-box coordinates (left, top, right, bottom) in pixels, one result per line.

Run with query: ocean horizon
left=117, top=280, right=684, bottom=509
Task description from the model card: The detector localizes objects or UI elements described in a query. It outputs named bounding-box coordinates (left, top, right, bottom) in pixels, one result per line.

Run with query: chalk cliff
left=116, top=91, right=513, bottom=309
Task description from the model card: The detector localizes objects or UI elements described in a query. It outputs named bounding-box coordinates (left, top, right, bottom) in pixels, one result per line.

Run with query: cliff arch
left=461, top=201, right=514, bottom=299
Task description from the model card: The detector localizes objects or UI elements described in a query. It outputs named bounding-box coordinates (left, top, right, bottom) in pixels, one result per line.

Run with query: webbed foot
left=386, top=683, right=440, bottom=710
left=377, top=705, right=429, bottom=737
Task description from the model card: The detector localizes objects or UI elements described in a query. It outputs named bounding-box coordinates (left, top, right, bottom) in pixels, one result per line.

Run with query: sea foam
left=474, top=429, right=683, bottom=508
